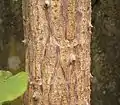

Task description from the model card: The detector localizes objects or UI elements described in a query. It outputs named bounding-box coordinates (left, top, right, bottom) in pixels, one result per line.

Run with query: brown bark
left=22, top=0, right=91, bottom=105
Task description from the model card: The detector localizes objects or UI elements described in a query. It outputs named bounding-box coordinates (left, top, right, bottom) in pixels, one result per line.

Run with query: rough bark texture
left=22, top=0, right=91, bottom=105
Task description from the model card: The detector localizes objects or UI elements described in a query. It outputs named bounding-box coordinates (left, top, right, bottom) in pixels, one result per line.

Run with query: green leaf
left=0, top=70, right=12, bottom=83
left=0, top=72, right=28, bottom=103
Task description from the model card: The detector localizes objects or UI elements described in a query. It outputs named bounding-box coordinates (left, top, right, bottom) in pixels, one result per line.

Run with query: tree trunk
left=22, top=0, right=91, bottom=105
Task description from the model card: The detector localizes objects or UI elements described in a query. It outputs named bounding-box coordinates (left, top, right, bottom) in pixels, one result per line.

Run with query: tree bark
left=22, top=0, right=91, bottom=105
